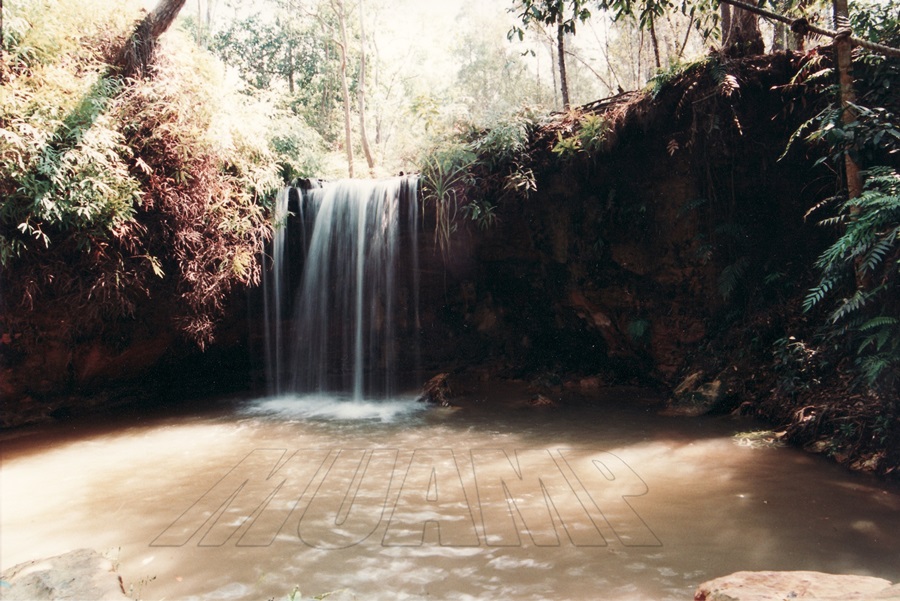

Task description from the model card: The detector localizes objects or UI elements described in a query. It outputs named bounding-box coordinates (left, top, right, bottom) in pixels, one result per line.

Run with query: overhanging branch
left=718, top=0, right=900, bottom=58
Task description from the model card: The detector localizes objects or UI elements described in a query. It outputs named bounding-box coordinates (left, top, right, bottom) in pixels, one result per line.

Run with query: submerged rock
left=694, top=571, right=897, bottom=601
left=0, top=548, right=127, bottom=600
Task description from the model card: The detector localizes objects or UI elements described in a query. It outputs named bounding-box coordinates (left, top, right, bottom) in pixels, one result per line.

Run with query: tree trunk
left=333, top=0, right=354, bottom=178
left=720, top=1, right=764, bottom=56
left=287, top=42, right=295, bottom=94
left=833, top=0, right=861, bottom=202
left=549, top=36, right=559, bottom=109
left=649, top=13, right=661, bottom=69
left=831, top=0, right=864, bottom=286
left=357, top=0, right=375, bottom=174
left=196, top=0, right=201, bottom=45
left=557, top=19, right=569, bottom=110
left=772, top=0, right=807, bottom=51
left=117, top=0, right=188, bottom=78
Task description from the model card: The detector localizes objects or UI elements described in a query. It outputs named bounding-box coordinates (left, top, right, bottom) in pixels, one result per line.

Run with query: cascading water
left=263, top=176, right=420, bottom=404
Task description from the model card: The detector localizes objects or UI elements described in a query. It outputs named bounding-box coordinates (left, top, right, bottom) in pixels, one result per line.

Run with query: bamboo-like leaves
left=420, top=150, right=475, bottom=260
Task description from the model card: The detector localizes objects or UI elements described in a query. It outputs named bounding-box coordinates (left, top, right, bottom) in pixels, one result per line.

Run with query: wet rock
left=666, top=370, right=727, bottom=416
left=696, top=379, right=724, bottom=404
left=694, top=571, right=896, bottom=601
left=528, top=394, right=557, bottom=407
left=577, top=375, right=604, bottom=392
left=850, top=452, right=886, bottom=473
left=562, top=375, right=604, bottom=393
left=673, top=371, right=705, bottom=396
left=417, top=373, right=453, bottom=406
left=0, top=548, right=127, bottom=600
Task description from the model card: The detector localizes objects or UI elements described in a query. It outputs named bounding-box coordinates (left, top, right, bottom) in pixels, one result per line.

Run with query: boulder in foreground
left=1, top=548, right=127, bottom=600
left=694, top=571, right=898, bottom=601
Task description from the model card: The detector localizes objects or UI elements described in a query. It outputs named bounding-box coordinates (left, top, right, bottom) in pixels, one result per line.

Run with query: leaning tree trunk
left=557, top=19, right=570, bottom=110
left=720, top=2, right=764, bottom=56
left=333, top=0, right=355, bottom=178
left=649, top=14, right=662, bottom=69
left=117, top=0, right=187, bottom=78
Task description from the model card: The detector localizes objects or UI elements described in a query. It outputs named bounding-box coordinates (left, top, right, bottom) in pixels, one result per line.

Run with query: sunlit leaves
left=1, top=0, right=286, bottom=346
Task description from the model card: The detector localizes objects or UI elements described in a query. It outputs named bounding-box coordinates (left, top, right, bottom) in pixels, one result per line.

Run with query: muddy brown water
left=2, top=384, right=899, bottom=601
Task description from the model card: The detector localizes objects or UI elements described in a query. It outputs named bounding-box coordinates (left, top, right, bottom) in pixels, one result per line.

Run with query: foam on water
left=241, top=393, right=426, bottom=422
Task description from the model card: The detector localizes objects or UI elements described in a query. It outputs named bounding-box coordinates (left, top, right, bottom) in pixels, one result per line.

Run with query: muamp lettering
left=151, top=448, right=660, bottom=549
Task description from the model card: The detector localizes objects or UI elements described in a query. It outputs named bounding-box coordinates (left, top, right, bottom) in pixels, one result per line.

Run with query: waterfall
left=263, top=176, right=420, bottom=401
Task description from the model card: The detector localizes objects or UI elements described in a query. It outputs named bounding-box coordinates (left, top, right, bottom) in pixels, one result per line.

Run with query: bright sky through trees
left=189, top=0, right=710, bottom=175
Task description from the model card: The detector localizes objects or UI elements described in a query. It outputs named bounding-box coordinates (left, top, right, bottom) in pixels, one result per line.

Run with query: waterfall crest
left=263, top=176, right=420, bottom=401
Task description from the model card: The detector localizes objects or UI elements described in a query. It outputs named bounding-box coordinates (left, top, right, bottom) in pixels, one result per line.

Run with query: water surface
left=2, top=384, right=898, bottom=600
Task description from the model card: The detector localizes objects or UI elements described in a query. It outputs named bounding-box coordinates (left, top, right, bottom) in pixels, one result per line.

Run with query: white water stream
left=263, top=176, right=420, bottom=400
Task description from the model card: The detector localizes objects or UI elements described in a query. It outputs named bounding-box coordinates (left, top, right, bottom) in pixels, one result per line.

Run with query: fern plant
left=804, top=167, right=900, bottom=386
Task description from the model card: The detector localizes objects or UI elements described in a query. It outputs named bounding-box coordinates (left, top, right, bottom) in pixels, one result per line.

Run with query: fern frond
left=779, top=110, right=831, bottom=161
left=710, top=58, right=727, bottom=85
left=803, top=277, right=835, bottom=312
left=718, top=256, right=750, bottom=300
left=830, top=289, right=873, bottom=324
left=858, top=354, right=894, bottom=386
left=859, top=316, right=899, bottom=331
left=858, top=327, right=893, bottom=353
left=859, top=237, right=895, bottom=274
left=801, top=67, right=835, bottom=88
left=804, top=194, right=841, bottom=221
left=816, top=215, right=846, bottom=227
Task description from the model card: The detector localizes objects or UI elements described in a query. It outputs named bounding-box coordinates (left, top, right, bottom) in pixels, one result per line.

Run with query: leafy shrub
left=419, top=144, right=476, bottom=257
left=552, top=112, right=610, bottom=159
left=417, top=111, right=539, bottom=253
left=1, top=0, right=287, bottom=347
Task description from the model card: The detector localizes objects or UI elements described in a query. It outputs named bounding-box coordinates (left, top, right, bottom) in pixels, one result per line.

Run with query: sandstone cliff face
left=442, top=53, right=821, bottom=394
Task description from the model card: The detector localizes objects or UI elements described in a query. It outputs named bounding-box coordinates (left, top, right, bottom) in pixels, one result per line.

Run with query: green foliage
left=468, top=116, right=532, bottom=170
left=772, top=336, right=820, bottom=397
left=552, top=111, right=610, bottom=159
left=510, top=0, right=726, bottom=43
left=508, top=0, right=594, bottom=41
left=718, top=256, right=751, bottom=301
left=771, top=0, right=900, bottom=394
left=626, top=318, right=651, bottom=344
left=803, top=167, right=900, bottom=388
left=648, top=55, right=712, bottom=98
left=420, top=145, right=476, bottom=258
left=851, top=0, right=900, bottom=47
left=0, top=0, right=286, bottom=346
left=417, top=111, right=541, bottom=253
left=207, top=9, right=341, bottom=143
left=268, top=110, right=326, bottom=182
left=0, top=77, right=142, bottom=262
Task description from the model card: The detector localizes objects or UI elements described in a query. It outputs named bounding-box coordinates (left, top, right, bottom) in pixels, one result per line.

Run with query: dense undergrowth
left=0, top=0, right=316, bottom=347
left=417, top=9, right=900, bottom=475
